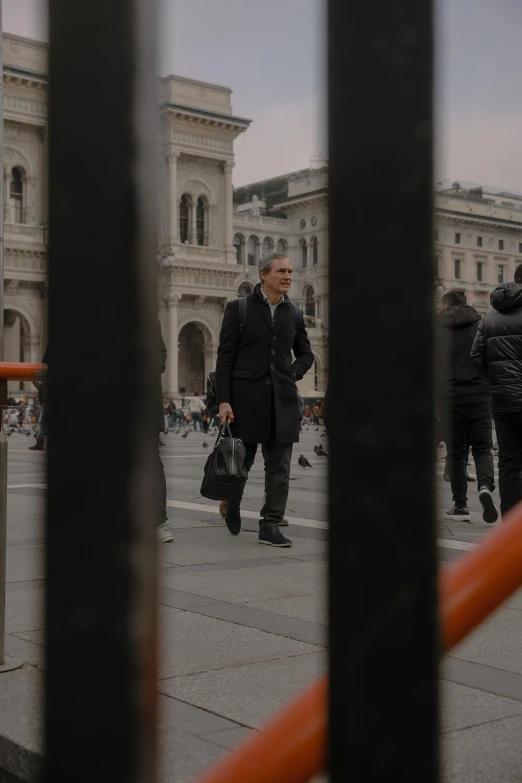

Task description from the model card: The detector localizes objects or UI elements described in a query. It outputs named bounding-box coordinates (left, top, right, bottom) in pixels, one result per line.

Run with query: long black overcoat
left=215, top=285, right=314, bottom=443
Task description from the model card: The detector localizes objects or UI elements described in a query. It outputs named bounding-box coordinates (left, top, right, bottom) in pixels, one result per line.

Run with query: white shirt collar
left=260, top=286, right=284, bottom=307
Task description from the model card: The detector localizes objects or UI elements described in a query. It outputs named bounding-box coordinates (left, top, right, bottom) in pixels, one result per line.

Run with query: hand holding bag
left=200, top=422, right=248, bottom=501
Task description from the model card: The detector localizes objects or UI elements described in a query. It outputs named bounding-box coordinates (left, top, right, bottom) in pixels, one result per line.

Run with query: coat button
left=271, top=350, right=275, bottom=355
left=273, top=335, right=277, bottom=340
left=270, top=364, right=275, bottom=370
left=266, top=378, right=271, bottom=384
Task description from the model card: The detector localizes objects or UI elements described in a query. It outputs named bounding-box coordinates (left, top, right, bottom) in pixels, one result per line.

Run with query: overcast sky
left=3, top=0, right=522, bottom=190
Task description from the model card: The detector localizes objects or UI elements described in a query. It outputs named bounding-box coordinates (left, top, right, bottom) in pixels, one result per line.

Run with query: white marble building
left=2, top=34, right=48, bottom=381
left=6, top=34, right=521, bottom=400
left=434, top=182, right=522, bottom=313
left=1, top=32, right=329, bottom=399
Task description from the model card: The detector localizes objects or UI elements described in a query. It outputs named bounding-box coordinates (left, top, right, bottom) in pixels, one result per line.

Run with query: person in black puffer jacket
left=471, top=265, right=522, bottom=517
left=436, top=291, right=497, bottom=524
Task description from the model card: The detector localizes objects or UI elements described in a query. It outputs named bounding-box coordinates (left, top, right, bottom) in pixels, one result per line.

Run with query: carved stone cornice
left=3, top=72, right=47, bottom=92
left=436, top=209, right=522, bottom=233
left=161, top=264, right=238, bottom=290
left=276, top=192, right=328, bottom=211
left=172, top=130, right=233, bottom=154
left=162, top=104, right=250, bottom=138
left=3, top=93, right=47, bottom=120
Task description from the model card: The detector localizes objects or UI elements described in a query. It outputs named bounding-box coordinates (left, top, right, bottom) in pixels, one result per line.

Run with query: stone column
left=5, top=315, right=21, bottom=392
left=203, top=345, right=215, bottom=387
left=190, top=200, right=198, bottom=245
left=166, top=294, right=180, bottom=395
left=40, top=283, right=49, bottom=352
left=167, top=149, right=179, bottom=244
left=4, top=165, right=11, bottom=223
left=41, top=127, right=49, bottom=223
left=223, top=162, right=234, bottom=253
left=30, top=337, right=41, bottom=364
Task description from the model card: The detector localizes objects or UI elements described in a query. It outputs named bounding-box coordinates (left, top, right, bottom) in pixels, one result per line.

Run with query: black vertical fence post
left=45, top=0, right=159, bottom=780
left=328, top=0, right=438, bottom=780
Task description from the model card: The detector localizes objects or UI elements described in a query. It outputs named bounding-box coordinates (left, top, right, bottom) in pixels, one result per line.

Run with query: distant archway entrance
left=178, top=322, right=206, bottom=395
left=4, top=308, right=33, bottom=391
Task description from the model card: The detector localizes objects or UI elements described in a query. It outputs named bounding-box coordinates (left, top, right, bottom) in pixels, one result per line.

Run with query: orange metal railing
left=0, top=363, right=47, bottom=383
left=194, top=502, right=522, bottom=783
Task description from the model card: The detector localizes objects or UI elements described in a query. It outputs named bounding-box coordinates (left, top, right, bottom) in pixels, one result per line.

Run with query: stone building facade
left=2, top=34, right=48, bottom=384
left=434, top=183, right=522, bottom=313
left=0, top=34, right=328, bottom=399
left=6, top=34, right=521, bottom=400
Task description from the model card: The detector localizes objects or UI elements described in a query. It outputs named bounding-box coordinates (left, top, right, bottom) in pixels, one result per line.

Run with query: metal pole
left=0, top=377, right=22, bottom=672
left=328, top=0, right=438, bottom=780
left=0, top=403, right=6, bottom=665
left=45, top=0, right=159, bottom=780
left=0, top=18, right=21, bottom=673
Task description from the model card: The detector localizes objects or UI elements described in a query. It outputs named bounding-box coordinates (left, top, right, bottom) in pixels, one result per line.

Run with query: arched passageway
left=178, top=322, right=207, bottom=395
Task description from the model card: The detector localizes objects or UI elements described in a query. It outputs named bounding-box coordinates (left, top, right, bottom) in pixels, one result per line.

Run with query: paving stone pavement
left=1, top=430, right=522, bottom=781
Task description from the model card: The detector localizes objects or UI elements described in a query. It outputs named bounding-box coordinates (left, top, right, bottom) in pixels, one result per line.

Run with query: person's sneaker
left=219, top=500, right=227, bottom=519
left=258, top=525, right=292, bottom=547
left=225, top=501, right=241, bottom=536
left=466, top=471, right=476, bottom=482
left=157, top=522, right=174, bottom=543
left=445, top=505, right=471, bottom=522
left=478, top=487, right=499, bottom=524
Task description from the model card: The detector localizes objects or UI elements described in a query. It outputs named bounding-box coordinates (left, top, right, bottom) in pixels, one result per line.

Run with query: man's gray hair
left=258, top=251, right=288, bottom=280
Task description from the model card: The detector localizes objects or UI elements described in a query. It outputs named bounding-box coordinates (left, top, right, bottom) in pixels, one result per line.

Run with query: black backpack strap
left=238, top=296, right=248, bottom=331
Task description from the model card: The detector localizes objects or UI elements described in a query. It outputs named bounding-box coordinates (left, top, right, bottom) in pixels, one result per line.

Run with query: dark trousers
left=445, top=402, right=494, bottom=507
left=493, top=410, right=522, bottom=516
left=233, top=440, right=293, bottom=530
left=192, top=411, right=203, bottom=431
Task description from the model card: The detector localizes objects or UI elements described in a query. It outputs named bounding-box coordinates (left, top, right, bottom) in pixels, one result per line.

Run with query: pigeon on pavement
left=314, top=445, right=328, bottom=457
left=182, top=431, right=189, bottom=439
left=298, top=455, right=312, bottom=468
left=203, top=441, right=209, bottom=449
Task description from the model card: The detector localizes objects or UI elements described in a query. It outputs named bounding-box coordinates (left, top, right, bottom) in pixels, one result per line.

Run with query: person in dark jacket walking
left=215, top=250, right=314, bottom=547
left=437, top=290, right=498, bottom=523
left=471, top=267, right=522, bottom=518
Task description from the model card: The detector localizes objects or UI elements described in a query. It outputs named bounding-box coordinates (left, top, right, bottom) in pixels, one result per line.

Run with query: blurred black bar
left=327, top=0, right=438, bottom=780
left=45, top=1, right=159, bottom=780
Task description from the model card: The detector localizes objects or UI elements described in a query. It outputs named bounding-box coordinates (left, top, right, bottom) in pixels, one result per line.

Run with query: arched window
left=310, top=236, right=318, bottom=267
left=196, top=197, right=205, bottom=246
left=180, top=194, right=189, bottom=243
left=276, top=239, right=287, bottom=255
left=262, top=236, right=273, bottom=256
left=305, top=286, right=315, bottom=318
left=10, top=168, right=23, bottom=224
left=247, top=235, right=259, bottom=266
left=238, top=282, right=253, bottom=298
left=233, top=233, right=245, bottom=264
left=301, top=239, right=308, bottom=269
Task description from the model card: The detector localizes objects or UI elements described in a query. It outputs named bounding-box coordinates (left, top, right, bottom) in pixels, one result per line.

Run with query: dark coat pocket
left=232, top=369, right=253, bottom=379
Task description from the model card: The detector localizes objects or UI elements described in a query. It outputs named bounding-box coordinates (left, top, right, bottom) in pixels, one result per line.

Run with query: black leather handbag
left=200, top=422, right=248, bottom=501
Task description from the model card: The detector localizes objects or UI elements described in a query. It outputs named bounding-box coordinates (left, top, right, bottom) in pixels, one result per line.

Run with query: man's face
left=262, top=257, right=293, bottom=294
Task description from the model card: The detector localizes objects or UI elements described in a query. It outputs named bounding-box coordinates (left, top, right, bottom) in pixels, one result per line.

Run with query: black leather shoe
left=258, top=525, right=292, bottom=547
left=225, top=501, right=241, bottom=535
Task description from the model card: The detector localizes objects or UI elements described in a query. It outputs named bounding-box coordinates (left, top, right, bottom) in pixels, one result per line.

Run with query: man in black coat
left=436, top=290, right=497, bottom=524
left=216, top=251, right=314, bottom=547
left=471, top=265, right=522, bottom=518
